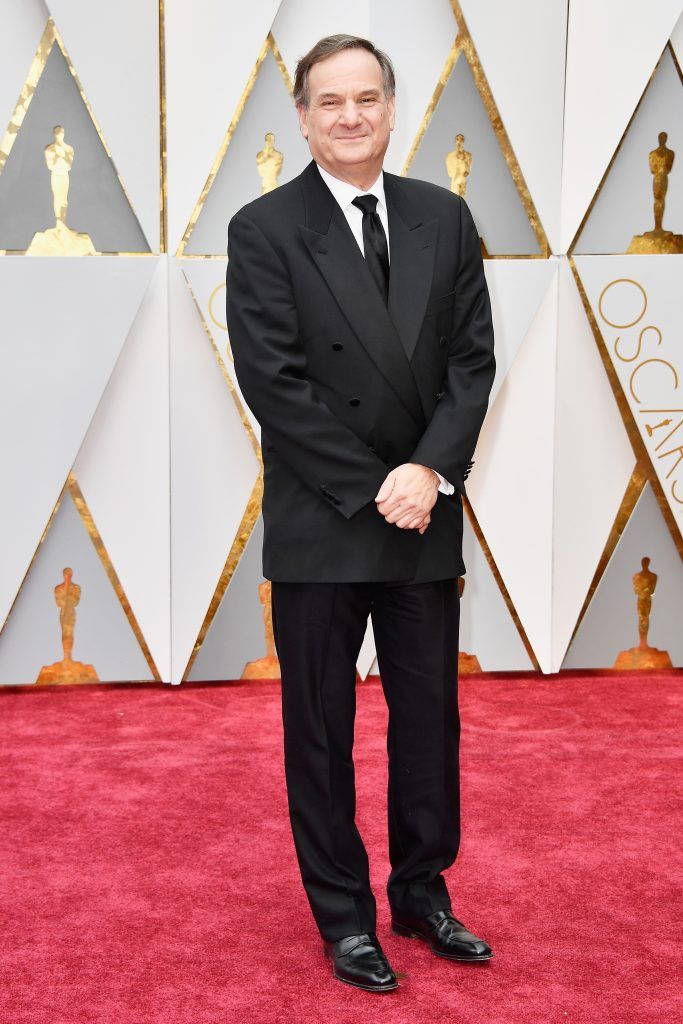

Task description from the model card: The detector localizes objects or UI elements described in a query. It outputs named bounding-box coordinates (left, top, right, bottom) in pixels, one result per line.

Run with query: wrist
left=423, top=465, right=441, bottom=488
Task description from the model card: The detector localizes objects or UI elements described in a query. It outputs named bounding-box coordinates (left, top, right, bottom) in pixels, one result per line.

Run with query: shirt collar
left=316, top=162, right=386, bottom=213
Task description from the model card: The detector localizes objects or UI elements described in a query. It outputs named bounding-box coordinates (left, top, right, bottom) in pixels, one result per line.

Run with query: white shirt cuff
left=434, top=470, right=455, bottom=495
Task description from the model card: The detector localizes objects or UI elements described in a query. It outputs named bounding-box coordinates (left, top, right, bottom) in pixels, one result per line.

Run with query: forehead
left=307, top=47, right=384, bottom=96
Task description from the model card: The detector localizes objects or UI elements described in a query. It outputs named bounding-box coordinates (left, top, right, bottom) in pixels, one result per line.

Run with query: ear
left=387, top=93, right=396, bottom=132
left=297, top=103, right=309, bottom=140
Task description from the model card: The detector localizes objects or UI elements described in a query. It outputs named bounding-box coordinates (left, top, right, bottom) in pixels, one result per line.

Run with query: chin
left=331, top=146, right=373, bottom=164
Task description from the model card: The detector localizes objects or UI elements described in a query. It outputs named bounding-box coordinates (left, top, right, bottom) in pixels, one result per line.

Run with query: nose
left=339, top=98, right=362, bottom=127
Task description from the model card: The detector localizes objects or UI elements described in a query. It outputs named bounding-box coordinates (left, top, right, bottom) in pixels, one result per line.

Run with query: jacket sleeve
left=409, top=196, right=496, bottom=495
left=225, top=210, right=390, bottom=519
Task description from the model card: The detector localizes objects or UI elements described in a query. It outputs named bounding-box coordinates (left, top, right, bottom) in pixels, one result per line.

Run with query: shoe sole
left=391, top=922, right=493, bottom=962
left=331, top=971, right=399, bottom=992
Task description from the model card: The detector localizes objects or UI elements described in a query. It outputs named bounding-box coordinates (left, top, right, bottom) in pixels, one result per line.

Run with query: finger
left=376, top=487, right=409, bottom=512
left=393, top=510, right=425, bottom=529
left=376, top=489, right=409, bottom=516
left=416, top=513, right=431, bottom=532
left=386, top=504, right=419, bottom=525
left=375, top=473, right=396, bottom=503
left=389, top=501, right=427, bottom=523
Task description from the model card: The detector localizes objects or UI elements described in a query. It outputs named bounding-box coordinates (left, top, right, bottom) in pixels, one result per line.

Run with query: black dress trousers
left=270, top=578, right=461, bottom=942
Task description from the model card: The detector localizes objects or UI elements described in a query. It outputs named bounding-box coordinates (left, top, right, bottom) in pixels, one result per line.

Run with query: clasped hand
left=375, top=463, right=439, bottom=535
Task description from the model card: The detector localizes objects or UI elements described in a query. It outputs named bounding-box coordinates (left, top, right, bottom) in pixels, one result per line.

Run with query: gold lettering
left=600, top=277, right=682, bottom=521
left=658, top=443, right=683, bottom=479
left=599, top=278, right=647, bottom=329
left=614, top=324, right=661, bottom=363
left=653, top=416, right=683, bottom=451
left=629, top=358, right=679, bottom=404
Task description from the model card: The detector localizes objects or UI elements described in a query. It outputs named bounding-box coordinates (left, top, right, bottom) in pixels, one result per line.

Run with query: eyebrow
left=315, top=88, right=382, bottom=102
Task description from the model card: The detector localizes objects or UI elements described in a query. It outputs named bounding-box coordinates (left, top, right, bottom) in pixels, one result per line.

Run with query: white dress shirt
left=316, top=162, right=455, bottom=496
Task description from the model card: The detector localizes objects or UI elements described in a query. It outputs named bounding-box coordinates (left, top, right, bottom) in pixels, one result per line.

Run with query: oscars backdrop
left=1, top=0, right=682, bottom=685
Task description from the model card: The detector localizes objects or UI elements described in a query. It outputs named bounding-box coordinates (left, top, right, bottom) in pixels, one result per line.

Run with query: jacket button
left=332, top=342, right=343, bottom=351
left=435, top=391, right=444, bottom=400
left=349, top=398, right=360, bottom=406
left=439, top=335, right=447, bottom=347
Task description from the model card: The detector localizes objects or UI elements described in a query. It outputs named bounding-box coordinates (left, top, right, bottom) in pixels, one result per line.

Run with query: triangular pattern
left=72, top=256, right=171, bottom=681
left=403, top=24, right=548, bottom=255
left=164, top=2, right=283, bottom=254
left=0, top=256, right=157, bottom=631
left=180, top=36, right=309, bottom=256
left=563, top=484, right=683, bottom=668
left=0, top=477, right=155, bottom=685
left=169, top=259, right=261, bottom=683
left=467, top=266, right=558, bottom=671
left=456, top=0, right=568, bottom=253
left=562, top=0, right=683, bottom=252
left=176, top=257, right=265, bottom=682
left=551, top=258, right=637, bottom=670
left=0, top=18, right=150, bottom=253
left=484, top=259, right=558, bottom=408
left=45, top=0, right=161, bottom=251
left=573, top=44, right=683, bottom=255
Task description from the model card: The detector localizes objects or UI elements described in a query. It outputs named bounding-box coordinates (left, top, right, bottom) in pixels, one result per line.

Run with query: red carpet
left=1, top=672, right=681, bottom=1024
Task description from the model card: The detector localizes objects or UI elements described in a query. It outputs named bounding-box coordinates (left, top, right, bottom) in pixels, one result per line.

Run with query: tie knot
left=352, top=194, right=379, bottom=215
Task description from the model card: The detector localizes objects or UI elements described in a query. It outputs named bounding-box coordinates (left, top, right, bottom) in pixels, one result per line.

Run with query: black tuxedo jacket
left=225, top=159, right=495, bottom=583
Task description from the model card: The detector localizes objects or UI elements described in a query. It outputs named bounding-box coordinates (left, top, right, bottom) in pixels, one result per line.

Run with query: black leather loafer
left=391, top=909, right=493, bottom=961
left=323, top=932, right=399, bottom=992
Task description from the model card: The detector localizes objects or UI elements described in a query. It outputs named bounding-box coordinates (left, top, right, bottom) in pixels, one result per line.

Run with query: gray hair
left=293, top=34, right=396, bottom=109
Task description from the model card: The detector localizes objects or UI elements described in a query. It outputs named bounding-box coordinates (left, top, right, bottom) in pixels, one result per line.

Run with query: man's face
left=298, top=47, right=395, bottom=178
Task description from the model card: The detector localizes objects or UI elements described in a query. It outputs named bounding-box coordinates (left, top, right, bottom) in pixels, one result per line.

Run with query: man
left=226, top=34, right=496, bottom=993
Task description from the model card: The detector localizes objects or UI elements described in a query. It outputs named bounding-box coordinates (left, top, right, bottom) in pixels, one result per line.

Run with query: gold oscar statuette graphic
left=241, top=580, right=281, bottom=679
left=256, top=132, right=283, bottom=195
left=457, top=576, right=481, bottom=674
left=627, top=132, right=683, bottom=254
left=613, top=557, right=673, bottom=670
left=26, top=125, right=96, bottom=255
left=36, top=567, right=100, bottom=684
left=446, top=134, right=472, bottom=197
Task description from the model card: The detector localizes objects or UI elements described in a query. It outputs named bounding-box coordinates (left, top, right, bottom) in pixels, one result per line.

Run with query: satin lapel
left=298, top=161, right=425, bottom=429
left=384, top=174, right=439, bottom=364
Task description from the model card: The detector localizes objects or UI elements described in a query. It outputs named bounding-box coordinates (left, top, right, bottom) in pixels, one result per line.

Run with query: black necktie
left=351, top=194, right=389, bottom=304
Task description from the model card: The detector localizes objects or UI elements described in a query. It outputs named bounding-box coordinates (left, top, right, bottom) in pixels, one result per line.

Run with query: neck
left=316, top=159, right=382, bottom=192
